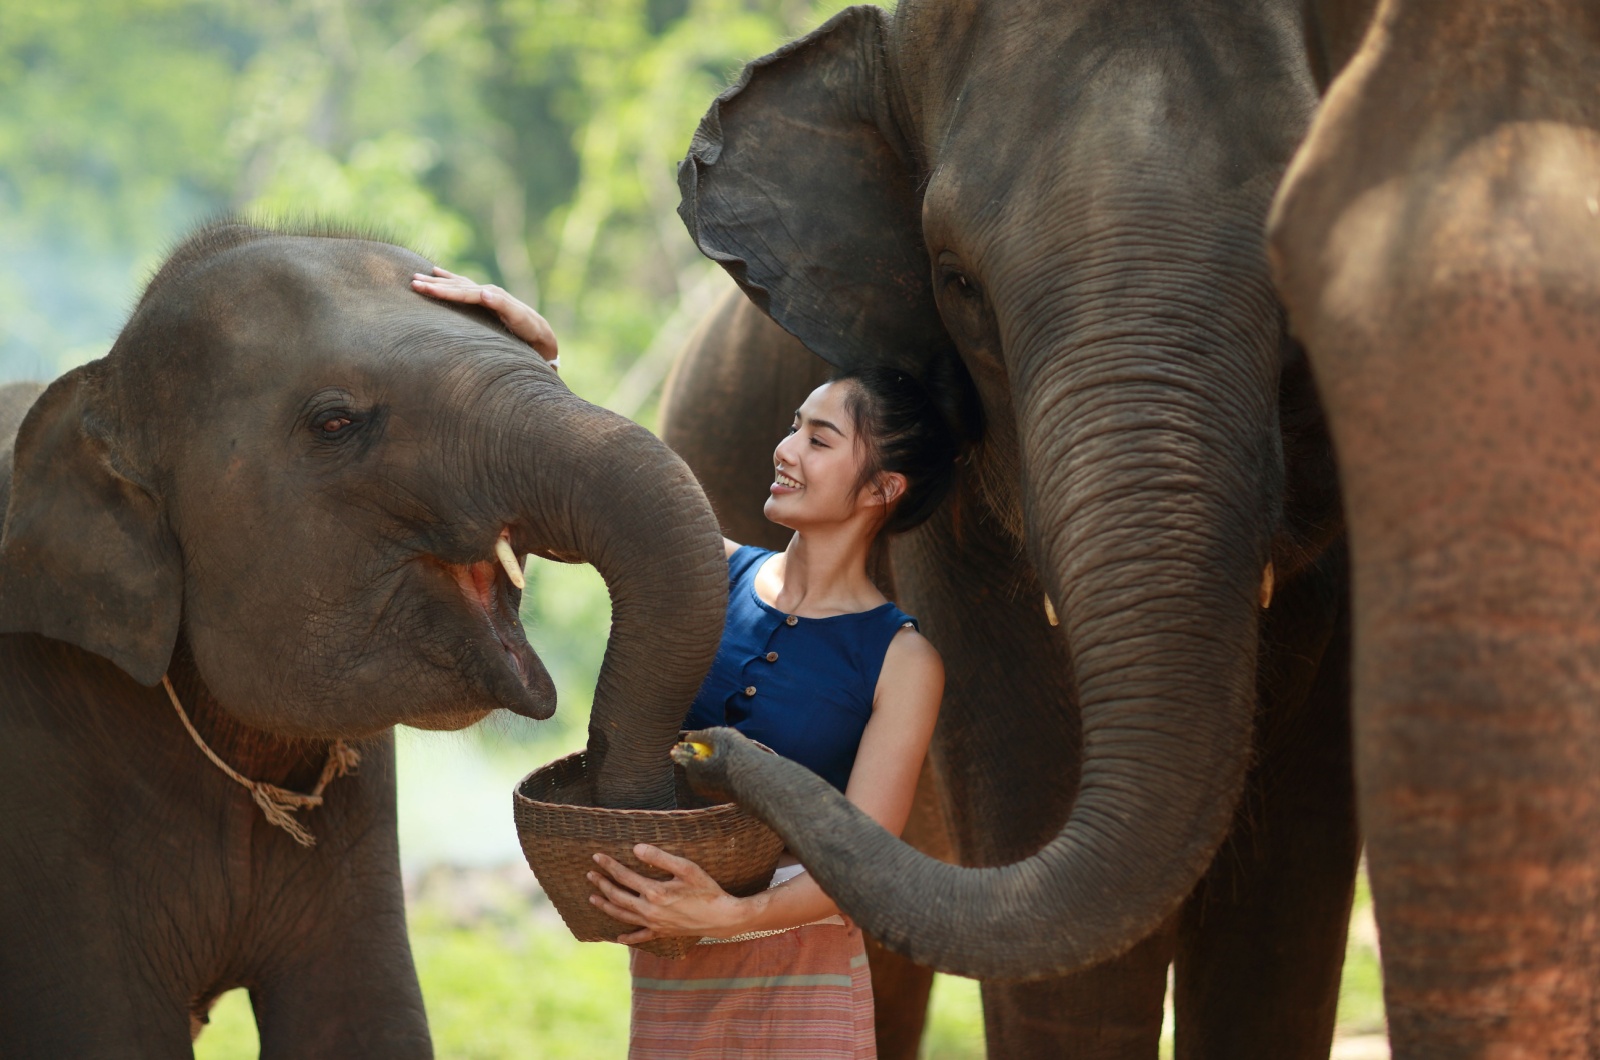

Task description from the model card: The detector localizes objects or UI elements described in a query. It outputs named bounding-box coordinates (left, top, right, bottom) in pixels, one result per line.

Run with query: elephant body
left=0, top=223, right=728, bottom=1056
left=1271, top=0, right=1600, bottom=1053
left=663, top=3, right=1359, bottom=1056
left=0, top=636, right=424, bottom=1054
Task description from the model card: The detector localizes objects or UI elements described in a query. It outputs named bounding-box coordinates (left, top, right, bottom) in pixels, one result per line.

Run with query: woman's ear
left=869, top=471, right=908, bottom=509
left=0, top=365, right=181, bottom=685
left=678, top=5, right=954, bottom=379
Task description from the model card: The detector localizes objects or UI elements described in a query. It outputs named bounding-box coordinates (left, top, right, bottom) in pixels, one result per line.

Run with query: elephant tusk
left=495, top=533, right=526, bottom=590
left=1260, top=562, right=1275, bottom=609
left=1043, top=594, right=1059, bottom=627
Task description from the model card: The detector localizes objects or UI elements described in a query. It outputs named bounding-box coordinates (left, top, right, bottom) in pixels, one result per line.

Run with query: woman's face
left=764, top=381, right=887, bottom=532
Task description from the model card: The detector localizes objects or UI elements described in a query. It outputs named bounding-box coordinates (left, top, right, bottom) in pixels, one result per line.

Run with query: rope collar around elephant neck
left=160, top=675, right=360, bottom=848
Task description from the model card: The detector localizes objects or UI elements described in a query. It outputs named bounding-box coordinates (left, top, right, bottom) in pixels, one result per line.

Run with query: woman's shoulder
left=885, top=622, right=940, bottom=667
left=875, top=624, right=944, bottom=712
left=722, top=541, right=774, bottom=583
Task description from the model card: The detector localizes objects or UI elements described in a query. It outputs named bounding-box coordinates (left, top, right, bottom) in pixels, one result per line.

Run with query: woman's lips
left=771, top=469, right=802, bottom=494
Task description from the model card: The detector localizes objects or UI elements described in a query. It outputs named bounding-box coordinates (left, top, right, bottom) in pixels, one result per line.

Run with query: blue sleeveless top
left=682, top=546, right=918, bottom=792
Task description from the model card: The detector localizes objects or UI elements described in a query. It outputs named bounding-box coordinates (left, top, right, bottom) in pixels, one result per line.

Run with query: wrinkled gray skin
left=0, top=223, right=726, bottom=1058
left=663, top=3, right=1360, bottom=1056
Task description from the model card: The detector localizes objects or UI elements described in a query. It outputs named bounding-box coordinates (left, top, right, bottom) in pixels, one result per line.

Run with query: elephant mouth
left=437, top=533, right=554, bottom=721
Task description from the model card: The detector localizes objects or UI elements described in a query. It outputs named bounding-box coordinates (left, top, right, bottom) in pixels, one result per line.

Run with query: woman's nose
left=773, top=434, right=799, bottom=467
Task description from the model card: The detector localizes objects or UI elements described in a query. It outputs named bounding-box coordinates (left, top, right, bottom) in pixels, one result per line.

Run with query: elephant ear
left=0, top=365, right=181, bottom=686
left=678, top=5, right=950, bottom=376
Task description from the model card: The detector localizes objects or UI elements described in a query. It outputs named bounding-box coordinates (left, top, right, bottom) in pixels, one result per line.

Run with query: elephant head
left=0, top=222, right=726, bottom=809
left=674, top=3, right=1319, bottom=977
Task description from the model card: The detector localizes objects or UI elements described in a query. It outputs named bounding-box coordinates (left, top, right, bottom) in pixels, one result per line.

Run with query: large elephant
left=0, top=222, right=727, bottom=1057
left=1270, top=0, right=1600, bottom=1054
left=662, top=2, right=1358, bottom=1056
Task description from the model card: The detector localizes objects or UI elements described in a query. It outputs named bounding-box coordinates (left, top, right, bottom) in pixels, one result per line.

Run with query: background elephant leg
left=865, top=757, right=954, bottom=1059
left=983, top=924, right=1177, bottom=1059
left=1175, top=549, right=1359, bottom=1059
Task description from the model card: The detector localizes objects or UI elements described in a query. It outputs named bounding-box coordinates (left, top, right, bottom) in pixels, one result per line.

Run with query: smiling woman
left=403, top=265, right=961, bottom=1054
left=578, top=366, right=959, bottom=1059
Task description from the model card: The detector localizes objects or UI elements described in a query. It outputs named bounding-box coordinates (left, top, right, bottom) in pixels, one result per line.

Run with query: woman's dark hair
left=831, top=365, right=962, bottom=536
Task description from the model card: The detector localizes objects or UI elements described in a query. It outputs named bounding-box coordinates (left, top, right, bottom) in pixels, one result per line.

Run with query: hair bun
left=829, top=366, right=961, bottom=536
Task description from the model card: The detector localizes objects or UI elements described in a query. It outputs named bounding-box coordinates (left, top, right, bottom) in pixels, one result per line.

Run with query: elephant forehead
left=210, top=240, right=423, bottom=332
left=126, top=241, right=515, bottom=387
left=905, top=0, right=1312, bottom=201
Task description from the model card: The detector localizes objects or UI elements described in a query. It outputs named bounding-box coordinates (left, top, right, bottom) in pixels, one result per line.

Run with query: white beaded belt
left=697, top=864, right=846, bottom=945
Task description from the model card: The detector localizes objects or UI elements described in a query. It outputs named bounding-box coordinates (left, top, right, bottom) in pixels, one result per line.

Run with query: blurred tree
left=0, top=0, right=849, bottom=415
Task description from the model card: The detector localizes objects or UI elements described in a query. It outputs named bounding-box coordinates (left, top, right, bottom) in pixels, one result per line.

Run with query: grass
left=195, top=866, right=1383, bottom=1059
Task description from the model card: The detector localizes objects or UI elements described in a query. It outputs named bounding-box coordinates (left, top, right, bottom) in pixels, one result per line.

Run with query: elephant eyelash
left=945, top=272, right=980, bottom=298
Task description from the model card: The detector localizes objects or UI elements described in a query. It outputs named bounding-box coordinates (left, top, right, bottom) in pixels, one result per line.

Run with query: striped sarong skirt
left=628, top=922, right=876, bottom=1059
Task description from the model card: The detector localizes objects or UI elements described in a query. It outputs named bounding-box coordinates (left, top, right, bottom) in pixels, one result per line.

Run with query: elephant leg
left=866, top=754, right=954, bottom=1059
left=249, top=782, right=430, bottom=1060
left=252, top=906, right=431, bottom=1060
left=1174, top=550, right=1359, bottom=1059
left=983, top=923, right=1177, bottom=1059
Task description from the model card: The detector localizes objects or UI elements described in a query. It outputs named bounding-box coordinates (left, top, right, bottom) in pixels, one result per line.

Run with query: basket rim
left=512, top=739, right=774, bottom=819
left=513, top=747, right=743, bottom=820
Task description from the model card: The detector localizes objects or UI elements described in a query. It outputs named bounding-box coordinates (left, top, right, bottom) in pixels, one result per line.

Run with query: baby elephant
left=0, top=222, right=725, bottom=1058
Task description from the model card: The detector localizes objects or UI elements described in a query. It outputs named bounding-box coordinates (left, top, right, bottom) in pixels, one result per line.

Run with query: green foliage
left=0, top=0, right=849, bottom=404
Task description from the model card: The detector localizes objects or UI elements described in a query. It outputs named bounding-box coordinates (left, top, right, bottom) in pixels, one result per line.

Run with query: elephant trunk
left=1006, top=293, right=1279, bottom=954
left=485, top=375, right=726, bottom=809
left=686, top=258, right=1281, bottom=978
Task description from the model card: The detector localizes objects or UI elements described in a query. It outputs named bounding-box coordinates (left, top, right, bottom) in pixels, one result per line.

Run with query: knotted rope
left=161, top=675, right=360, bottom=848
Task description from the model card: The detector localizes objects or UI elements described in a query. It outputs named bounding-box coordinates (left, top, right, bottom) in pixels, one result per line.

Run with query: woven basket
left=513, top=746, right=785, bottom=959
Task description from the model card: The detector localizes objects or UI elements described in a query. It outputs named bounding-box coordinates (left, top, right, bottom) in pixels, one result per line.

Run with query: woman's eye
left=809, top=437, right=827, bottom=448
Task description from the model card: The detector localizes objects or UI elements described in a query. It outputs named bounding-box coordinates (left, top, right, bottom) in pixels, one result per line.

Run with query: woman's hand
left=410, top=266, right=560, bottom=366
left=588, top=844, right=747, bottom=945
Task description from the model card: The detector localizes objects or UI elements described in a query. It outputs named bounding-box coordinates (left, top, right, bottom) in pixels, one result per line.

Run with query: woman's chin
left=762, top=496, right=799, bottom=529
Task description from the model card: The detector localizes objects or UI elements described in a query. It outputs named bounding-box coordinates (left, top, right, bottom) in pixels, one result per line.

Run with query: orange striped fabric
left=628, top=922, right=876, bottom=1059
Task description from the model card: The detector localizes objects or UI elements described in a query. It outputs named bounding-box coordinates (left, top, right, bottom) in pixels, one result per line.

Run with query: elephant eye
left=308, top=407, right=363, bottom=441
left=940, top=265, right=982, bottom=301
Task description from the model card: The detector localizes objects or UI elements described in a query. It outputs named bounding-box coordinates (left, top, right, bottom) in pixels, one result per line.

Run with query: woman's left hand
left=410, top=266, right=559, bottom=365
left=588, top=844, right=746, bottom=944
